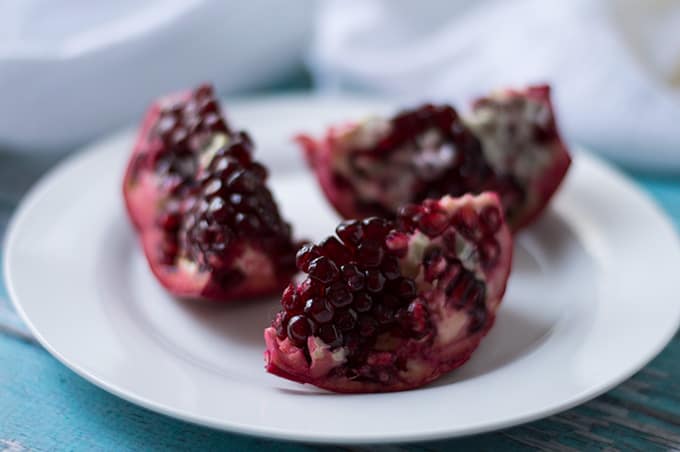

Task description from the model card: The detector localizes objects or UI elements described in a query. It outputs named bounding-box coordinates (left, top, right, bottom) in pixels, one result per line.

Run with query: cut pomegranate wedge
left=123, top=84, right=297, bottom=301
left=264, top=193, right=512, bottom=393
left=297, top=84, right=571, bottom=231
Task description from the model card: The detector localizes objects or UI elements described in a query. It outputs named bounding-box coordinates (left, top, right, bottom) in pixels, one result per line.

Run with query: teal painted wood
left=1, top=159, right=679, bottom=450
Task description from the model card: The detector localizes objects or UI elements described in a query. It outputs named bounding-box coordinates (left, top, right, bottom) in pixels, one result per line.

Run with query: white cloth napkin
left=309, top=0, right=680, bottom=171
left=0, top=0, right=313, bottom=154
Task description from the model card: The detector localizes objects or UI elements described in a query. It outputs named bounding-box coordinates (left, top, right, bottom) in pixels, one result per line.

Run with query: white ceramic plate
left=5, top=95, right=680, bottom=444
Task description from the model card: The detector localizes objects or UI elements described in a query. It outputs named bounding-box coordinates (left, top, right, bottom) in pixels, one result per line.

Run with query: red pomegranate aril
left=356, top=242, right=384, bottom=267
left=423, top=248, right=447, bottom=282
left=418, top=210, right=448, bottom=237
left=274, top=312, right=289, bottom=339
left=158, top=211, right=181, bottom=231
left=353, top=292, right=373, bottom=312
left=287, top=315, right=315, bottom=347
left=396, top=278, right=417, bottom=300
left=479, top=205, right=502, bottom=235
left=281, top=283, right=302, bottom=313
left=380, top=257, right=401, bottom=280
left=384, top=231, right=409, bottom=257
left=373, top=304, right=395, bottom=325
left=336, top=220, right=364, bottom=246
left=365, top=269, right=386, bottom=292
left=296, top=244, right=321, bottom=272
left=327, top=283, right=353, bottom=308
left=453, top=205, right=482, bottom=241
left=319, top=237, right=352, bottom=265
left=317, top=324, right=343, bottom=348
left=362, top=217, right=391, bottom=240
left=441, top=230, right=457, bottom=256
left=298, top=279, right=322, bottom=301
left=396, top=205, right=421, bottom=232
left=479, top=238, right=500, bottom=268
left=304, top=298, right=335, bottom=324
left=382, top=294, right=402, bottom=308
left=358, top=316, right=377, bottom=337
left=443, top=261, right=464, bottom=297
left=469, top=307, right=488, bottom=333
left=308, top=256, right=339, bottom=283
left=341, top=264, right=365, bottom=291
left=335, top=309, right=358, bottom=331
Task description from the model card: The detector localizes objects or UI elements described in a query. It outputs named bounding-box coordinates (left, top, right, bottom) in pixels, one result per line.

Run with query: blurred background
left=1, top=0, right=679, bottom=168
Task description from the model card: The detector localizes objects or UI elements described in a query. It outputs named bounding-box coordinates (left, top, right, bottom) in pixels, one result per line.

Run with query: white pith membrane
left=264, top=193, right=512, bottom=392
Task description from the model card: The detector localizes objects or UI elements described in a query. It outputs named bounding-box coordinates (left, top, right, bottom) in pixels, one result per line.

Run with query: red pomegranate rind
left=123, top=84, right=297, bottom=302
left=296, top=84, right=571, bottom=231
left=467, top=84, right=571, bottom=230
left=264, top=193, right=512, bottom=393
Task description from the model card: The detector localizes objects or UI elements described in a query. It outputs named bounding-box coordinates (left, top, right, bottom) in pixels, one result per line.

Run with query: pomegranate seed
left=380, top=256, right=401, bottom=280
left=319, top=237, right=352, bottom=265
left=287, top=315, right=314, bottom=347
left=304, top=298, right=335, bottom=324
left=275, top=312, right=289, bottom=339
left=479, top=238, right=500, bottom=268
left=358, top=316, right=377, bottom=337
left=469, top=307, right=488, bottom=333
left=281, top=283, right=302, bottom=312
left=353, top=293, right=373, bottom=313
left=341, top=264, right=365, bottom=291
left=250, top=162, right=268, bottom=180
left=373, top=304, right=394, bottom=325
left=356, top=242, right=384, bottom=267
left=382, top=294, right=401, bottom=308
left=203, top=178, right=222, bottom=197
left=365, top=269, right=386, bottom=292
left=208, top=197, right=231, bottom=223
left=453, top=205, right=482, bottom=241
left=317, top=324, right=343, bottom=347
left=441, top=230, right=458, bottom=256
left=308, top=256, right=340, bottom=283
left=157, top=211, right=181, bottom=231
left=396, top=204, right=421, bottom=232
left=385, top=231, right=409, bottom=257
left=449, top=274, right=475, bottom=307
left=407, top=301, right=431, bottom=338
left=396, top=278, right=417, bottom=300
left=299, top=279, right=322, bottom=301
left=336, top=220, right=363, bottom=246
left=335, top=309, right=358, bottom=331
left=443, top=261, right=464, bottom=297
left=326, top=283, right=353, bottom=308
left=362, top=217, right=390, bottom=240
left=479, top=205, right=502, bottom=235
left=295, top=244, right=321, bottom=272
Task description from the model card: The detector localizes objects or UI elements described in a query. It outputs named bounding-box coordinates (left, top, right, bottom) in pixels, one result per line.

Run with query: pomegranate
left=123, top=84, right=298, bottom=301
left=296, top=84, right=570, bottom=231
left=264, top=193, right=512, bottom=393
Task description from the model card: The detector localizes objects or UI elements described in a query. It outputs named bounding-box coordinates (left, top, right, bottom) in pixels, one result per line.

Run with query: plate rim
left=5, top=95, right=680, bottom=444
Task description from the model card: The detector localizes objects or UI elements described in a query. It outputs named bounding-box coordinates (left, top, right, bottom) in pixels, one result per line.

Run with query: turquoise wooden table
left=1, top=92, right=679, bottom=451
